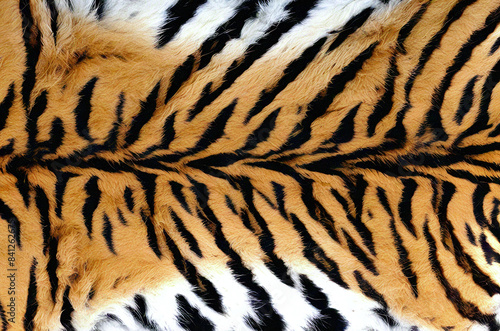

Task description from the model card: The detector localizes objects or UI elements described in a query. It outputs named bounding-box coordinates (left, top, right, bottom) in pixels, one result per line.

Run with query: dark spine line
left=244, top=36, right=327, bottom=124
left=35, top=187, right=51, bottom=255
left=170, top=210, right=202, bottom=257
left=60, top=286, right=75, bottom=331
left=423, top=222, right=498, bottom=327
left=82, top=176, right=101, bottom=238
left=176, top=295, right=215, bottom=331
left=23, top=259, right=38, bottom=331
left=291, top=214, right=348, bottom=288
left=140, top=210, right=162, bottom=258
left=188, top=180, right=285, bottom=329
left=284, top=42, right=378, bottom=151
left=163, top=230, right=224, bottom=313
left=102, top=213, right=116, bottom=254
left=74, top=78, right=98, bottom=141
left=187, top=0, right=319, bottom=121
left=124, top=82, right=161, bottom=147
left=0, top=84, right=14, bottom=131
left=20, top=0, right=41, bottom=109
left=398, top=178, right=418, bottom=237
left=136, top=172, right=157, bottom=215
left=0, top=199, right=21, bottom=248
left=157, top=0, right=208, bottom=47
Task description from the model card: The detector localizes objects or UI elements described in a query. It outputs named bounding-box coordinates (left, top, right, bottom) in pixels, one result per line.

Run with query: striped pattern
left=1, top=0, right=500, bottom=330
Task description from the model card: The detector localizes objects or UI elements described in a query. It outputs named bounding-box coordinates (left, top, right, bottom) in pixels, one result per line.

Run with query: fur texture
left=2, top=0, right=500, bottom=330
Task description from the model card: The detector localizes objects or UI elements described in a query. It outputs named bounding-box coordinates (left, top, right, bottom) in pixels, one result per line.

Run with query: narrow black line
left=47, top=236, right=59, bottom=303
left=20, top=0, right=41, bottom=109
left=241, top=108, right=280, bottom=151
left=170, top=182, right=191, bottom=214
left=157, top=0, right=208, bottom=47
left=473, top=183, right=490, bottom=228
left=27, top=91, right=48, bottom=151
left=136, top=172, right=157, bottom=216
left=60, top=286, right=75, bottom=331
left=104, top=93, right=125, bottom=151
left=176, top=295, right=215, bottom=331
left=93, top=0, right=105, bottom=19
left=324, top=103, right=360, bottom=145
left=45, top=0, right=58, bottom=43
left=140, top=210, right=162, bottom=258
left=102, top=213, right=116, bottom=254
left=328, top=7, right=374, bottom=53
left=124, top=82, right=161, bottom=147
left=74, top=78, right=98, bottom=142
left=82, top=176, right=101, bottom=238
left=0, top=199, right=21, bottom=248
left=123, top=187, right=134, bottom=213
left=55, top=172, right=76, bottom=218
left=0, top=300, right=7, bottom=331
left=354, top=270, right=387, bottom=308
left=0, top=84, right=14, bottom=131
left=165, top=55, right=195, bottom=104
left=35, top=187, right=51, bottom=255
left=127, top=295, right=159, bottom=330
left=389, top=219, right=418, bottom=297
left=397, top=179, right=418, bottom=238
left=342, top=230, right=378, bottom=275
left=455, top=75, right=478, bottom=125
left=170, top=210, right=202, bottom=257
left=23, top=258, right=38, bottom=331
left=396, top=2, right=430, bottom=54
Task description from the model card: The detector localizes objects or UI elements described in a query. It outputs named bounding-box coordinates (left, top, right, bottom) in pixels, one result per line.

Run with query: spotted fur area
left=2, top=0, right=500, bottom=330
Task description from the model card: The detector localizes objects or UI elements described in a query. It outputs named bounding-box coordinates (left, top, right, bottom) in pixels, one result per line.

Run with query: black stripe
left=82, top=176, right=101, bottom=238
left=170, top=181, right=191, bottom=214
left=45, top=0, right=58, bottom=43
left=197, top=0, right=261, bottom=70
left=27, top=91, right=48, bottom=151
left=353, top=270, right=387, bottom=308
left=396, top=2, right=429, bottom=54
left=0, top=84, right=14, bottom=131
left=127, top=295, right=158, bottom=330
left=466, top=223, right=477, bottom=246
left=188, top=82, right=212, bottom=121
left=189, top=99, right=236, bottom=152
left=272, top=182, right=287, bottom=220
left=328, top=7, right=374, bottom=53
left=125, top=82, right=161, bottom=147
left=225, top=195, right=237, bottom=214
left=376, top=187, right=393, bottom=217
left=284, top=42, right=378, bottom=151
left=389, top=219, right=418, bottom=297
left=74, top=78, right=98, bottom=142
left=480, top=233, right=500, bottom=265
left=423, top=222, right=498, bottom=326
left=38, top=117, right=64, bottom=155
left=241, top=108, right=280, bottom=151
left=291, top=214, right=348, bottom=288
left=123, top=187, right=134, bottom=213
left=473, top=183, right=490, bottom=228
left=0, top=300, right=7, bottom=331
left=490, top=37, right=500, bottom=55
left=244, top=37, right=327, bottom=123
left=60, top=286, right=75, bottom=331
left=157, top=0, right=207, bottom=47
left=187, top=0, right=319, bottom=121
left=23, top=259, right=38, bottom=331
left=165, top=56, right=195, bottom=104
left=20, top=0, right=41, bottom=109
left=342, top=230, right=378, bottom=276
left=398, top=178, right=418, bottom=237
left=455, top=75, right=478, bottom=125
left=93, top=0, right=105, bottom=19
left=35, top=187, right=50, bottom=255
left=102, top=213, right=116, bottom=254
left=136, top=172, right=157, bottom=215
left=0, top=199, right=21, bottom=248
left=55, top=172, right=76, bottom=218
left=117, top=208, right=127, bottom=225
left=104, top=93, right=125, bottom=151
left=161, top=111, right=176, bottom=149
left=367, top=54, right=398, bottom=137
left=140, top=210, right=162, bottom=258
left=176, top=295, right=214, bottom=331
left=484, top=60, right=500, bottom=137
left=324, top=103, right=360, bottom=145
left=171, top=210, right=202, bottom=257
left=489, top=199, right=500, bottom=243
left=47, top=236, right=59, bottom=303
